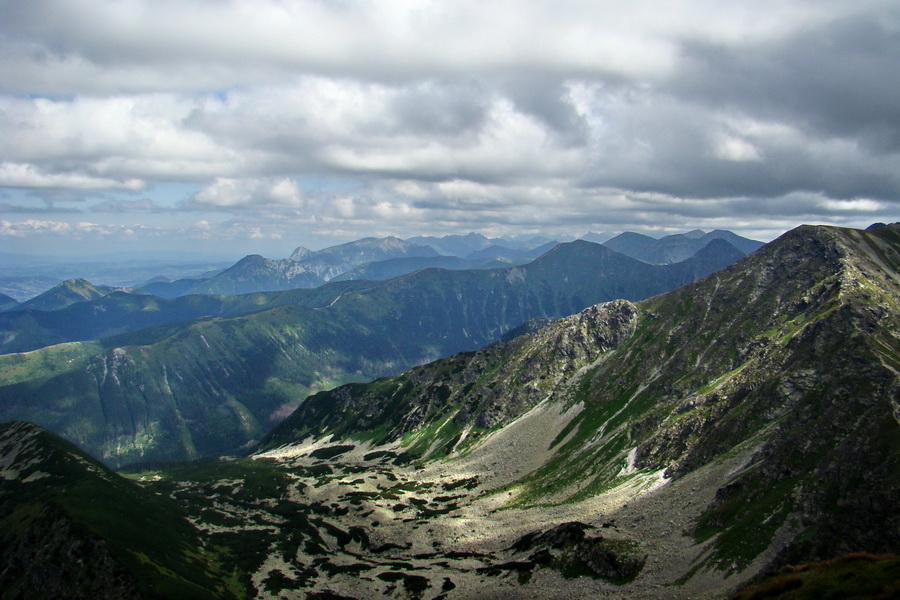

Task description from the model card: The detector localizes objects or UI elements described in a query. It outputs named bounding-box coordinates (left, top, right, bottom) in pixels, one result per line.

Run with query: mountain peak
left=17, top=278, right=117, bottom=312
left=289, top=246, right=312, bottom=261
left=233, top=253, right=268, bottom=265
left=692, top=237, right=743, bottom=262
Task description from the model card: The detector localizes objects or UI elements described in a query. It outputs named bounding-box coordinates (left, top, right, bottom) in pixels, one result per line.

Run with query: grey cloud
left=387, top=80, right=489, bottom=138
left=1, top=0, right=899, bottom=257
left=502, top=76, right=589, bottom=147
left=578, top=85, right=900, bottom=202
left=674, top=10, right=900, bottom=154
left=0, top=1, right=684, bottom=93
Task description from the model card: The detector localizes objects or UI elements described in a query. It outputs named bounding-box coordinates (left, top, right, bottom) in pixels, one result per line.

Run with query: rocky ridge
left=256, top=224, right=900, bottom=595
left=0, top=421, right=242, bottom=599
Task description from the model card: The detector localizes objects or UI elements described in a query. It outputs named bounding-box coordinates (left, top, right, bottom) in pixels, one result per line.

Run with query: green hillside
left=0, top=240, right=741, bottom=466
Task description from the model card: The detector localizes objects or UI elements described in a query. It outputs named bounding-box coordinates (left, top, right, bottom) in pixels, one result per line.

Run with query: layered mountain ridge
left=0, top=239, right=740, bottom=467
left=136, top=230, right=761, bottom=299
left=604, top=229, right=764, bottom=264
left=0, top=224, right=896, bottom=599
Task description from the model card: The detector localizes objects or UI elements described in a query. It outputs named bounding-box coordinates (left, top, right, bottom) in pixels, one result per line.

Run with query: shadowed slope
left=0, top=421, right=245, bottom=599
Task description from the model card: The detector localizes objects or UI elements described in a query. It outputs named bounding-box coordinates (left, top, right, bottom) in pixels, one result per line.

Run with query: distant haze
left=1, top=1, right=898, bottom=257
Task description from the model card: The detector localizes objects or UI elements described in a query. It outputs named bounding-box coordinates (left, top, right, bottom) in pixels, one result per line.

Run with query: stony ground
left=144, top=397, right=791, bottom=600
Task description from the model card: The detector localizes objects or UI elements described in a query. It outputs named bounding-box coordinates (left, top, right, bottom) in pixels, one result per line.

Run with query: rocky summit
left=0, top=224, right=898, bottom=599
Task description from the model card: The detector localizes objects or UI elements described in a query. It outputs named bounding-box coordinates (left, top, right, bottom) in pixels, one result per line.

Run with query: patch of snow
left=617, top=446, right=639, bottom=477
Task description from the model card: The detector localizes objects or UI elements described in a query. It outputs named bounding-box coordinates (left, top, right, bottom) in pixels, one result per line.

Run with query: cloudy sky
left=1, top=0, right=899, bottom=258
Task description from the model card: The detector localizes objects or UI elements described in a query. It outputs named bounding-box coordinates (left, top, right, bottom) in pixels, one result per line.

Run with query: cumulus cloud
left=0, top=0, right=898, bottom=255
left=189, top=177, right=305, bottom=209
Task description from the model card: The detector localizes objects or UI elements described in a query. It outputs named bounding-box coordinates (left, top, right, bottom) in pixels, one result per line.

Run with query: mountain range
left=141, top=236, right=442, bottom=298
left=0, top=223, right=896, bottom=599
left=0, top=258, right=232, bottom=303
left=124, top=229, right=761, bottom=299
left=0, top=238, right=743, bottom=466
left=0, top=230, right=760, bottom=304
left=604, top=229, right=764, bottom=264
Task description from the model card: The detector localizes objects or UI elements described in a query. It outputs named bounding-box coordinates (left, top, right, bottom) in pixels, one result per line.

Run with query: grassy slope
left=507, top=226, right=900, bottom=570
left=0, top=241, right=740, bottom=467
left=729, top=553, right=900, bottom=600
left=0, top=421, right=245, bottom=599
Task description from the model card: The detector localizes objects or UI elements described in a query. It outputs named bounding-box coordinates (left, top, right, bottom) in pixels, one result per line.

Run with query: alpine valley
left=0, top=235, right=745, bottom=466
left=1, top=224, right=898, bottom=599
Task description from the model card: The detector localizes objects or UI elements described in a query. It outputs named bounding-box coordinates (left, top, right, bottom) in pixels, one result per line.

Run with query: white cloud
left=714, top=136, right=763, bottom=162
left=0, top=94, right=237, bottom=185
left=190, top=177, right=305, bottom=209
left=821, top=198, right=886, bottom=213
left=0, top=218, right=145, bottom=237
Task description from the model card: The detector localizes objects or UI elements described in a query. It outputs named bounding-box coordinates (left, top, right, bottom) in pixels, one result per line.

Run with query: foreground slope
left=0, top=421, right=243, bottom=599
left=0, top=240, right=740, bottom=467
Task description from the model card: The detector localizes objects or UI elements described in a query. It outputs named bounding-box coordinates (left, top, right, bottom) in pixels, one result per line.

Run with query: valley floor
left=151, top=399, right=790, bottom=600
